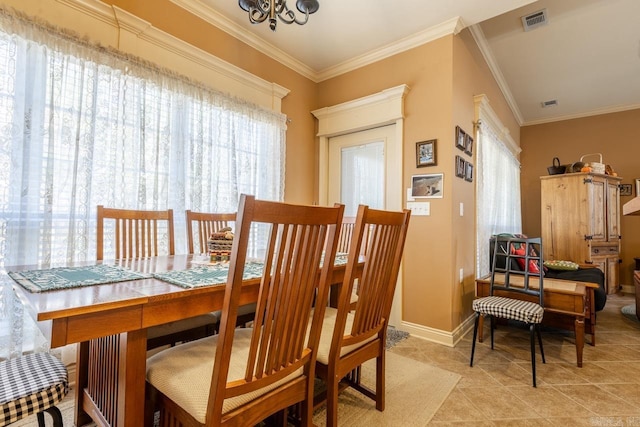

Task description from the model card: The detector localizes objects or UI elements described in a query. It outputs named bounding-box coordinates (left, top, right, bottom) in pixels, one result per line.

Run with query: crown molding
left=522, top=103, right=640, bottom=126
left=468, top=23, right=524, bottom=126
left=170, top=0, right=467, bottom=83
left=316, top=17, right=465, bottom=82
left=169, top=0, right=317, bottom=81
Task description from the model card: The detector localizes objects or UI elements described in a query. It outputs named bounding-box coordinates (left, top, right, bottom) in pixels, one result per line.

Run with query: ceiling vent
left=521, top=9, right=548, bottom=32
left=541, top=99, right=558, bottom=108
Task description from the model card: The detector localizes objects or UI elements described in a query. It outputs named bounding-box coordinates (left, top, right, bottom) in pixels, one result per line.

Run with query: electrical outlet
left=459, top=268, right=464, bottom=283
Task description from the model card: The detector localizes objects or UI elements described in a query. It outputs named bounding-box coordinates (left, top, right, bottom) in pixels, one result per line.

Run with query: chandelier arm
left=241, top=0, right=316, bottom=30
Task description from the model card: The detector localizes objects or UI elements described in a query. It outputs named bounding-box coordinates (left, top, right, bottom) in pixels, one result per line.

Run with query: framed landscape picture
left=411, top=173, right=444, bottom=198
left=416, top=139, right=436, bottom=167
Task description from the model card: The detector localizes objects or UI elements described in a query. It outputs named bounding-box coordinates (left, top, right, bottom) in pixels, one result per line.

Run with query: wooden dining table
left=3, top=255, right=352, bottom=427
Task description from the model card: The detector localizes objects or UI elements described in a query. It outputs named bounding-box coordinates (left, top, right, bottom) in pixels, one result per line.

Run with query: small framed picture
left=416, top=139, right=436, bottom=167
left=455, top=155, right=466, bottom=178
left=411, top=173, right=444, bottom=198
left=464, top=134, right=473, bottom=156
left=465, top=162, right=474, bottom=182
left=636, top=179, right=640, bottom=196
left=621, top=183, right=633, bottom=196
left=455, top=126, right=466, bottom=151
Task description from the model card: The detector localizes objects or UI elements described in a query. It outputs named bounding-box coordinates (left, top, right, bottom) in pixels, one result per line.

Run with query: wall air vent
left=521, top=9, right=548, bottom=32
left=541, top=99, right=558, bottom=108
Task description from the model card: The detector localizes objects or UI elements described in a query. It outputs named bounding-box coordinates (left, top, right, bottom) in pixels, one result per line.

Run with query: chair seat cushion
left=473, top=296, right=544, bottom=324
left=315, top=307, right=377, bottom=365
left=146, top=328, right=303, bottom=424
left=0, top=353, right=68, bottom=425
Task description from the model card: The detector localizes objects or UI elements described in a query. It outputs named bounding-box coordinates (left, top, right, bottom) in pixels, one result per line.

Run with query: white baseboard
left=398, top=314, right=476, bottom=348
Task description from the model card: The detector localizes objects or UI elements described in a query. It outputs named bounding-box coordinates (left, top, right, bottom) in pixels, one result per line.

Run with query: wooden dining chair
left=146, top=195, right=345, bottom=427
left=185, top=210, right=236, bottom=254
left=96, top=205, right=217, bottom=350
left=185, top=210, right=255, bottom=331
left=97, top=205, right=176, bottom=260
left=315, top=205, right=411, bottom=427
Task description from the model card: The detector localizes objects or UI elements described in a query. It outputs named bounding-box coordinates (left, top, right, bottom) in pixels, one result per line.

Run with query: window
left=0, top=14, right=286, bottom=266
left=475, top=95, right=522, bottom=278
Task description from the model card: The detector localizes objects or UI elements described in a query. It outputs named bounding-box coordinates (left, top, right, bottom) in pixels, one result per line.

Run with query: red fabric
left=510, top=243, right=541, bottom=274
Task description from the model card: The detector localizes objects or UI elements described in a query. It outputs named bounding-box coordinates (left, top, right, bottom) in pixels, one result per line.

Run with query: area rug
left=621, top=304, right=639, bottom=323
left=386, top=325, right=410, bottom=349
left=312, top=351, right=460, bottom=426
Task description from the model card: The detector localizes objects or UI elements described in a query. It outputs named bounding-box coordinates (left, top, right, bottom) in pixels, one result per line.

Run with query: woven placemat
left=152, top=262, right=264, bottom=289
left=9, top=265, right=151, bottom=293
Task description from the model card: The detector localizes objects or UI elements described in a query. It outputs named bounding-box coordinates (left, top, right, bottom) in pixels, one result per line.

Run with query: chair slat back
left=490, top=236, right=544, bottom=306
left=337, top=216, right=371, bottom=256
left=96, top=205, right=175, bottom=260
left=334, top=206, right=410, bottom=350
left=207, top=195, right=344, bottom=422
left=185, top=210, right=236, bottom=254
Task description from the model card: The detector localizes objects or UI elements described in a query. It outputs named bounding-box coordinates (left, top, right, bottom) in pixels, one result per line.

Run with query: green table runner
left=153, top=253, right=348, bottom=290
left=153, top=262, right=264, bottom=289
left=9, top=265, right=152, bottom=293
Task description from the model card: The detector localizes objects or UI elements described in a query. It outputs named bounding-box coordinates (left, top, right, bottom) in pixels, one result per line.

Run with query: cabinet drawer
left=591, top=245, right=618, bottom=256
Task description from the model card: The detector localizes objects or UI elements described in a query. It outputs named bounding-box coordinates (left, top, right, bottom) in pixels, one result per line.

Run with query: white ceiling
left=171, top=0, right=640, bottom=126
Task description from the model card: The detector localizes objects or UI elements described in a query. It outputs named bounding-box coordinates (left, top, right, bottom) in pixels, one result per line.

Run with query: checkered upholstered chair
left=469, top=236, right=546, bottom=387
left=0, top=352, right=68, bottom=427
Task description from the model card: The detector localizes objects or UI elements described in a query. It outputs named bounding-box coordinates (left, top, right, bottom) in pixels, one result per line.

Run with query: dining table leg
left=574, top=317, right=585, bottom=368
left=75, top=329, right=148, bottom=426
left=117, top=328, right=148, bottom=426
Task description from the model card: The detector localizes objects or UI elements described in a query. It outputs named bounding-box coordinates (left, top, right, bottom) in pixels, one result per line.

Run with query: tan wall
left=3, top=0, right=320, bottom=205
left=320, top=37, right=456, bottom=331
left=317, top=29, right=519, bottom=333
left=521, top=109, right=640, bottom=287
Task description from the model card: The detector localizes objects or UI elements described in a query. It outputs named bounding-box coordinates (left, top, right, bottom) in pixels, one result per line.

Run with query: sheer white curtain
left=340, top=142, right=384, bottom=216
left=0, top=10, right=286, bottom=267
left=475, top=121, right=522, bottom=278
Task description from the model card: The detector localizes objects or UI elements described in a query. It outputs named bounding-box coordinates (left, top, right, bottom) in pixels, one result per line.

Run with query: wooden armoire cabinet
left=540, top=172, right=622, bottom=294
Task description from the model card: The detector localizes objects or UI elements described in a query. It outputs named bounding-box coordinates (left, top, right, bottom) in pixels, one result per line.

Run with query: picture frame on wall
left=411, top=173, right=444, bottom=198
left=455, top=155, right=466, bottom=178
left=455, top=126, right=466, bottom=151
left=464, top=133, right=473, bottom=156
left=416, top=139, right=437, bottom=167
left=620, top=183, right=632, bottom=196
left=465, top=162, right=474, bottom=182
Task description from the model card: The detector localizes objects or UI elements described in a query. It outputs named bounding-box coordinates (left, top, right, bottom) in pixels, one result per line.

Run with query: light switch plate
left=407, top=201, right=430, bottom=216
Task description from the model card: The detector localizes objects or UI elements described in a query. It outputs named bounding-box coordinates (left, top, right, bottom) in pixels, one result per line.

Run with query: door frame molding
left=312, top=84, right=410, bottom=327
left=312, top=84, right=409, bottom=207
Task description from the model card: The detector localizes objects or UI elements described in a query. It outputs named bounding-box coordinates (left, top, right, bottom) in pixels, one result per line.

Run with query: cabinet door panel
left=606, top=180, right=621, bottom=243
left=588, top=178, right=606, bottom=241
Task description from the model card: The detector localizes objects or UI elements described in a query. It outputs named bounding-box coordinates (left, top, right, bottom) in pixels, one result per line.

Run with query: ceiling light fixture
left=238, top=0, right=319, bottom=31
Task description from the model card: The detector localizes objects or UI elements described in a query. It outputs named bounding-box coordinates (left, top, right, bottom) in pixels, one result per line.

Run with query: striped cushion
left=146, top=328, right=303, bottom=424
left=472, top=296, right=544, bottom=324
left=0, top=353, right=68, bottom=426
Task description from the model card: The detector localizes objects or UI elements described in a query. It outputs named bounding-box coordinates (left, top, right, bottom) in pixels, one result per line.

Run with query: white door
left=327, top=125, right=402, bottom=327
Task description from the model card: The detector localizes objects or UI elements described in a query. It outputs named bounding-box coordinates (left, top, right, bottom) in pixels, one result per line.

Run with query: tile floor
left=390, top=293, right=640, bottom=426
